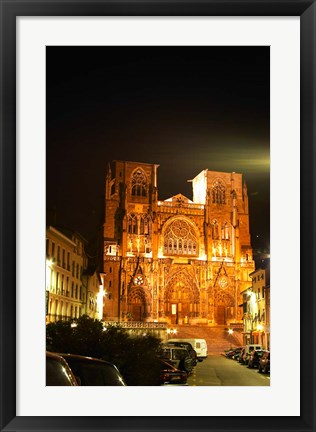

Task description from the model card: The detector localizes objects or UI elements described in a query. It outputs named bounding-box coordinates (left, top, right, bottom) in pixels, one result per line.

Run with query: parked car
left=159, top=360, right=188, bottom=385
left=163, top=341, right=197, bottom=366
left=247, top=349, right=265, bottom=368
left=168, top=338, right=207, bottom=361
left=160, top=346, right=195, bottom=373
left=225, top=347, right=243, bottom=359
left=238, top=347, right=246, bottom=363
left=59, top=353, right=126, bottom=386
left=258, top=351, right=270, bottom=374
left=46, top=351, right=78, bottom=386
left=232, top=348, right=244, bottom=361
left=241, top=344, right=263, bottom=365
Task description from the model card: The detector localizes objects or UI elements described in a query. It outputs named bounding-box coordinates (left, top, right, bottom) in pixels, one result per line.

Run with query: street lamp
left=228, top=328, right=234, bottom=349
left=166, top=328, right=177, bottom=341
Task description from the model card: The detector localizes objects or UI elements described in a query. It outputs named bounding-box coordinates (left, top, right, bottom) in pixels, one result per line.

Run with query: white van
left=168, top=338, right=208, bottom=361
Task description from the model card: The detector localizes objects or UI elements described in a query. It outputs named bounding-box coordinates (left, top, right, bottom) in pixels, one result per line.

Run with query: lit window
left=212, top=180, right=226, bottom=204
left=128, top=213, right=151, bottom=235
left=163, top=218, right=198, bottom=256
left=131, top=169, right=147, bottom=197
left=221, top=221, right=230, bottom=239
left=127, top=213, right=138, bottom=234
left=140, top=214, right=150, bottom=235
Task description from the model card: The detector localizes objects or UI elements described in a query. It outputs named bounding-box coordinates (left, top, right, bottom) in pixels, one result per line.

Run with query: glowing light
left=257, top=324, right=263, bottom=331
left=97, top=285, right=105, bottom=320
left=46, top=258, right=53, bottom=269
left=228, top=329, right=234, bottom=335
left=46, top=258, right=54, bottom=291
left=166, top=328, right=177, bottom=335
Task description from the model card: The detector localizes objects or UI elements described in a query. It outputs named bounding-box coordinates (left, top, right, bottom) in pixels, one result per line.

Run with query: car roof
left=58, top=353, right=115, bottom=366
left=163, top=342, right=191, bottom=348
left=162, top=346, right=187, bottom=351
left=47, top=351, right=65, bottom=360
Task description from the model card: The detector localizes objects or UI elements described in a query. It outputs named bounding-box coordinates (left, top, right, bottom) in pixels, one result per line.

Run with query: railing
left=46, top=314, right=70, bottom=322
left=103, top=321, right=168, bottom=329
left=229, top=322, right=244, bottom=331
left=158, top=202, right=204, bottom=215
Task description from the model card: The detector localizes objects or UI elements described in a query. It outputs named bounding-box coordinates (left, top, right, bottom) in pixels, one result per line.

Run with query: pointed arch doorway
left=127, top=287, right=149, bottom=322
left=164, top=271, right=200, bottom=324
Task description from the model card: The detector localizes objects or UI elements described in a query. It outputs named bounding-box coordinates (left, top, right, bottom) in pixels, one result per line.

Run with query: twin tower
left=102, top=160, right=254, bottom=326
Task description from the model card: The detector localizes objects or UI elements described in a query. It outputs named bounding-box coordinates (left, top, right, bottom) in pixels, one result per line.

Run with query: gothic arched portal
left=163, top=268, right=200, bottom=324
left=127, top=286, right=151, bottom=322
left=214, top=290, right=235, bottom=325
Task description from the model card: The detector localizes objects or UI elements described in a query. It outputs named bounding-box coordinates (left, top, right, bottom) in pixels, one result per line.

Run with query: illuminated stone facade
left=46, top=226, right=88, bottom=323
left=46, top=226, right=104, bottom=323
left=102, top=161, right=255, bottom=326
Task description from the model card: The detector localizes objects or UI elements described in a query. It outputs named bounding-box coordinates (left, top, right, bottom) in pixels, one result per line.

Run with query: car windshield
left=46, top=357, right=74, bottom=386
left=65, top=359, right=126, bottom=386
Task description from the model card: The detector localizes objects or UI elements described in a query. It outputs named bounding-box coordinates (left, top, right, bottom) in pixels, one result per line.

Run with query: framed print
left=1, top=1, right=315, bottom=432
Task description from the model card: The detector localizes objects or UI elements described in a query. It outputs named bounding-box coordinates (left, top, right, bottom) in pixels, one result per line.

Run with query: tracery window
left=139, top=214, right=150, bottom=235
left=131, top=169, right=147, bottom=197
left=127, top=213, right=137, bottom=234
left=221, top=221, right=230, bottom=240
left=212, top=180, right=226, bottom=204
left=163, top=219, right=198, bottom=256
left=127, top=213, right=151, bottom=236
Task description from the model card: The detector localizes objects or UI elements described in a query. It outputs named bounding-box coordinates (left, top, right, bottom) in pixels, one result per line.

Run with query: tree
left=46, top=316, right=163, bottom=385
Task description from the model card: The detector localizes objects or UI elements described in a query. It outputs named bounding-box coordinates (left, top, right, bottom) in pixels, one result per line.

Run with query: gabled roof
left=164, top=193, right=194, bottom=204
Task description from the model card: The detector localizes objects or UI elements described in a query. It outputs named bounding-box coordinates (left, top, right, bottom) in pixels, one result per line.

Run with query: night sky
left=46, top=46, right=270, bottom=252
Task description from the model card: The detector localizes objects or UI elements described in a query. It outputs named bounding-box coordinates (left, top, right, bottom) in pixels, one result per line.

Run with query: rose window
left=163, top=219, right=198, bottom=256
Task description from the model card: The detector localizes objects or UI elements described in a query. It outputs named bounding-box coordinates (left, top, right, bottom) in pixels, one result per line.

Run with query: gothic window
left=131, top=168, right=147, bottom=197
left=140, top=214, right=150, bottom=235
left=163, top=218, right=198, bottom=256
left=127, top=213, right=138, bottom=234
left=212, top=180, right=226, bottom=204
left=221, top=221, right=230, bottom=240
left=128, top=213, right=152, bottom=239
left=212, top=220, right=219, bottom=240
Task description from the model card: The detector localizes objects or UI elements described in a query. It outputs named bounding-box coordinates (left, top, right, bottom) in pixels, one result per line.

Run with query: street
left=187, top=355, right=270, bottom=386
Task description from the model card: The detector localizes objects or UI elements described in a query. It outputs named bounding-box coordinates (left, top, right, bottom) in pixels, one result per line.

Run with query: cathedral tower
left=102, top=162, right=254, bottom=326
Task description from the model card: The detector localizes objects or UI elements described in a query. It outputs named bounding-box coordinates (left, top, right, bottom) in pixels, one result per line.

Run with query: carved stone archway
left=127, top=286, right=151, bottom=322
left=163, top=267, right=200, bottom=324
left=214, top=290, right=235, bottom=325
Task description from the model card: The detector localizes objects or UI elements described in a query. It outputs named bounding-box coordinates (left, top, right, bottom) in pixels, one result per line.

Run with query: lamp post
left=228, top=328, right=234, bottom=349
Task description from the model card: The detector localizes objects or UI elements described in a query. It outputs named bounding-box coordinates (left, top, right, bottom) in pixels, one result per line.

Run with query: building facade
left=46, top=226, right=90, bottom=323
left=102, top=161, right=255, bottom=326
left=241, top=265, right=270, bottom=349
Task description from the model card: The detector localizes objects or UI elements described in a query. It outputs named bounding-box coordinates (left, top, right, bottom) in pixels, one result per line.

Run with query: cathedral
left=102, top=161, right=255, bottom=327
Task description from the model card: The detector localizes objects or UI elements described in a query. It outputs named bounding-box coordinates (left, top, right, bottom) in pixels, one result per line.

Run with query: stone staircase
left=173, top=325, right=242, bottom=355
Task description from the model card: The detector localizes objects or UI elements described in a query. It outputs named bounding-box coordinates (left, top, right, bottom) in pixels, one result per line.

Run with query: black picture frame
left=0, top=1, right=315, bottom=431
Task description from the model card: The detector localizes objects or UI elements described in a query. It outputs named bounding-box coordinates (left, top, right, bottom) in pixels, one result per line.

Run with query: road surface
left=187, top=355, right=270, bottom=386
